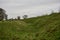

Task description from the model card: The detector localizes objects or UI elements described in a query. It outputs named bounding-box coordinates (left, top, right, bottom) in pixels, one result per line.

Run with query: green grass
left=0, top=12, right=60, bottom=40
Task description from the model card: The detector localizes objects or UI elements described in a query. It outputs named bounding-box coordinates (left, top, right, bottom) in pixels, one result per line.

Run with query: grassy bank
left=0, top=12, right=60, bottom=40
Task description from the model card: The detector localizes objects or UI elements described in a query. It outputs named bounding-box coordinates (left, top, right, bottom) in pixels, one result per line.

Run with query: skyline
left=0, top=0, right=60, bottom=19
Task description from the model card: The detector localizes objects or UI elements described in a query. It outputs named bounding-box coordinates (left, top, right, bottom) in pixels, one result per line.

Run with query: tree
left=17, top=16, right=20, bottom=20
left=4, top=14, right=8, bottom=20
left=0, top=8, right=6, bottom=14
left=0, top=8, right=7, bottom=20
left=59, top=8, right=60, bottom=13
left=23, top=15, right=28, bottom=19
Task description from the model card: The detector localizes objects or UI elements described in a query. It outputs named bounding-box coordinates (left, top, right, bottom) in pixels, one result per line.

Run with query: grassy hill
left=0, top=12, right=60, bottom=40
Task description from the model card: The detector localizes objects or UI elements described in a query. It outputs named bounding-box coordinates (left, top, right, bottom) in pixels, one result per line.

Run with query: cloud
left=0, top=0, right=60, bottom=18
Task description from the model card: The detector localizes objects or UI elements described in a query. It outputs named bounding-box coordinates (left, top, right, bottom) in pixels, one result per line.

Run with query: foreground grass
left=0, top=13, right=60, bottom=40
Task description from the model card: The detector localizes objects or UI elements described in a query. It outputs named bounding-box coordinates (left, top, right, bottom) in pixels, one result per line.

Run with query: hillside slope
left=0, top=13, right=60, bottom=40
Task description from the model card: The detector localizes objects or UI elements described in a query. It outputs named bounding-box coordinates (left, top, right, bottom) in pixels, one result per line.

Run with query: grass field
left=0, top=12, right=60, bottom=40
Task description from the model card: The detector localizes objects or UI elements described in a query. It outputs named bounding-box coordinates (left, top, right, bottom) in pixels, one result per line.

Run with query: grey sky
left=0, top=0, right=60, bottom=19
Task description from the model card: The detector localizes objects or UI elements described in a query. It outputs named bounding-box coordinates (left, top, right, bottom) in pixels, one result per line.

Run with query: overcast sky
left=0, top=0, right=60, bottom=19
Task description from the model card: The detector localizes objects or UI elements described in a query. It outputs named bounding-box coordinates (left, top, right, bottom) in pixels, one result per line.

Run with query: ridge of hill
left=0, top=12, right=60, bottom=40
